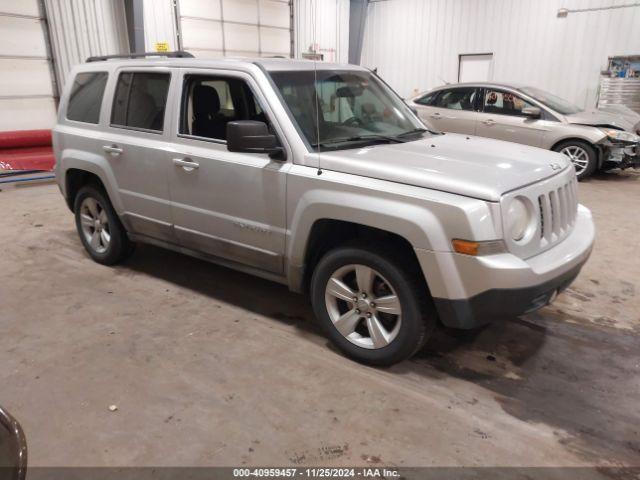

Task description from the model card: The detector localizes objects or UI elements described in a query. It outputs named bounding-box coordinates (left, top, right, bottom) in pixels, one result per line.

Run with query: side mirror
left=226, top=121, right=285, bottom=159
left=0, top=406, right=27, bottom=480
left=522, top=106, right=541, bottom=119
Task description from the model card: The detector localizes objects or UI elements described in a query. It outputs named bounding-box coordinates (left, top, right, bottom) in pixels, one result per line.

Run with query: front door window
left=483, top=89, right=535, bottom=117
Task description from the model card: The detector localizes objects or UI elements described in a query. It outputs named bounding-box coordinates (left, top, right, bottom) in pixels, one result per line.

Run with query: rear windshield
left=67, top=72, right=108, bottom=124
left=518, top=86, right=582, bottom=115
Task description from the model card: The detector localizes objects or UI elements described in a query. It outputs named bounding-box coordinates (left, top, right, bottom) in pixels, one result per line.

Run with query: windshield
left=269, top=70, right=426, bottom=151
left=517, top=86, right=582, bottom=115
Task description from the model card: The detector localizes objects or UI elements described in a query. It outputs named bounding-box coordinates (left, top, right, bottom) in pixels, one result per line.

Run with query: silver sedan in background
left=409, top=82, right=640, bottom=180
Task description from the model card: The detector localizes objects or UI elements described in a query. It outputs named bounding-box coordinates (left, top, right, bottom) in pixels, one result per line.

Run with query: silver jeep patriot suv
left=53, top=52, right=595, bottom=366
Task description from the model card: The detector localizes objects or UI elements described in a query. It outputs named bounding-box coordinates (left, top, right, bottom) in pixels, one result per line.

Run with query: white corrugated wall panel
left=176, top=0, right=292, bottom=58
left=361, top=0, right=640, bottom=109
left=294, top=0, right=348, bottom=63
left=44, top=0, right=129, bottom=90
left=0, top=0, right=57, bottom=131
left=0, top=98, right=58, bottom=131
left=0, top=59, right=54, bottom=97
left=143, top=0, right=178, bottom=51
left=0, top=0, right=40, bottom=16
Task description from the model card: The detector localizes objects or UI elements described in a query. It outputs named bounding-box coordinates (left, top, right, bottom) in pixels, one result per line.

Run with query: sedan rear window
left=518, top=86, right=582, bottom=115
left=433, top=88, right=477, bottom=111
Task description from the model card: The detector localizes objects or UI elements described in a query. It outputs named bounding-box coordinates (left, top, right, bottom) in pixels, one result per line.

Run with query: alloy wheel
left=79, top=197, right=111, bottom=254
left=560, top=145, right=589, bottom=175
left=324, top=264, right=402, bottom=349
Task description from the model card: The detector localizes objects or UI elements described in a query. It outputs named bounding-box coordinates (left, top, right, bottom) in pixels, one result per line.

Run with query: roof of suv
left=81, top=56, right=368, bottom=73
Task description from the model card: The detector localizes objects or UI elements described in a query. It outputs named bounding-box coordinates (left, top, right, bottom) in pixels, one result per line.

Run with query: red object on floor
left=0, top=130, right=55, bottom=171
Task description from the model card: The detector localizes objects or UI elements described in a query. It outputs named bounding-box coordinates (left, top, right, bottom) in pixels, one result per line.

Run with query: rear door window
left=111, top=72, right=171, bottom=132
left=433, top=88, right=477, bottom=111
left=67, top=72, right=108, bottom=124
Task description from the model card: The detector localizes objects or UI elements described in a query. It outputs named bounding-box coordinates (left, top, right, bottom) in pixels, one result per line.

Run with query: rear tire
left=74, top=185, right=133, bottom=265
left=310, top=243, right=436, bottom=366
left=553, top=140, right=597, bottom=180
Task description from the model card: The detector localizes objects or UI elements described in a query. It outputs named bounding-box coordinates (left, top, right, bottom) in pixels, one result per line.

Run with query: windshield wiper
left=312, top=134, right=406, bottom=149
left=347, top=134, right=407, bottom=143
left=399, top=127, right=443, bottom=137
left=397, top=128, right=428, bottom=137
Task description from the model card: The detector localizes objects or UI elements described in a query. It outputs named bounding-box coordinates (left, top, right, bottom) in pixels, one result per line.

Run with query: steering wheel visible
left=343, top=116, right=364, bottom=127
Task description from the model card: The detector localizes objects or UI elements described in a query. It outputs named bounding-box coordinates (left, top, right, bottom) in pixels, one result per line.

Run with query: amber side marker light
left=452, top=239, right=507, bottom=256
left=452, top=239, right=479, bottom=256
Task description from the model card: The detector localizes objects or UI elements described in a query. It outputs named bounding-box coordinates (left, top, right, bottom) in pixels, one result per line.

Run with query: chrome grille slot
left=549, top=189, right=560, bottom=234
left=558, top=185, right=568, bottom=232
left=538, top=196, right=544, bottom=238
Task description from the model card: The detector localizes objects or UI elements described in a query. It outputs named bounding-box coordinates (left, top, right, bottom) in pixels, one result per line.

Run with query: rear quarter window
left=415, top=91, right=439, bottom=106
left=66, top=72, right=108, bottom=124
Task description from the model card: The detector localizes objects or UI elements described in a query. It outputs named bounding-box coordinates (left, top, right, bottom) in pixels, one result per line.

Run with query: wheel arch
left=65, top=169, right=107, bottom=212
left=551, top=136, right=598, bottom=149
left=59, top=153, right=123, bottom=213
left=295, top=219, right=430, bottom=295
left=550, top=137, right=604, bottom=169
left=284, top=187, right=493, bottom=294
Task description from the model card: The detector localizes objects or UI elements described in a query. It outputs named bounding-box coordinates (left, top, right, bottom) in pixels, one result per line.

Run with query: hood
left=316, top=134, right=571, bottom=201
left=565, top=108, right=640, bottom=132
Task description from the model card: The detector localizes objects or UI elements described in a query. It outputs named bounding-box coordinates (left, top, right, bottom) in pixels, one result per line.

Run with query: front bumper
left=416, top=205, right=595, bottom=329
left=604, top=142, right=640, bottom=169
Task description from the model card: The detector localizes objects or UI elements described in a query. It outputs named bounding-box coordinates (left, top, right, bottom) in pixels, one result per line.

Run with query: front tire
left=310, top=244, right=436, bottom=366
left=553, top=140, right=597, bottom=180
left=74, top=185, right=133, bottom=265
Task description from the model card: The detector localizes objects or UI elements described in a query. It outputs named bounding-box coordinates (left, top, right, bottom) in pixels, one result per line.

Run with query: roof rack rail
left=86, top=51, right=194, bottom=62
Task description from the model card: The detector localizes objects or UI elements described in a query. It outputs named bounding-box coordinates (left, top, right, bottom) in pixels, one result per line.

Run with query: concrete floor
left=0, top=171, right=638, bottom=469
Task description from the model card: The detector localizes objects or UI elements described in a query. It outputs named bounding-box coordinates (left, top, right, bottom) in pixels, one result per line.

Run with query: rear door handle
left=173, top=157, right=199, bottom=171
left=482, top=119, right=496, bottom=126
left=103, top=145, right=123, bottom=156
left=430, top=113, right=442, bottom=119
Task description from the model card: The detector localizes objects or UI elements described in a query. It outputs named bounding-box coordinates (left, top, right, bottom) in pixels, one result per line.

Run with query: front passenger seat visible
left=192, top=85, right=226, bottom=139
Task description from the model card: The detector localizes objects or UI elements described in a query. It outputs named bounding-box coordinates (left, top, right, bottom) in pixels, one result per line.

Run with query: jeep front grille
left=537, top=177, right=578, bottom=242
left=501, top=166, right=579, bottom=259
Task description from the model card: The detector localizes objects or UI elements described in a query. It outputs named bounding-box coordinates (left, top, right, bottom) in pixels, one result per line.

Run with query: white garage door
left=0, top=0, right=57, bottom=131
left=178, top=0, right=292, bottom=58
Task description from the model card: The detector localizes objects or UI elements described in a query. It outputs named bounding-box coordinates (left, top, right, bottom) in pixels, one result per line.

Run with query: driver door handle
left=482, top=119, right=496, bottom=126
left=430, top=112, right=442, bottom=119
left=173, top=157, right=199, bottom=171
left=103, top=144, right=123, bottom=156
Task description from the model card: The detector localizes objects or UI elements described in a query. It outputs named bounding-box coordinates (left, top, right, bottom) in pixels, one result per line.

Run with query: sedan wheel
left=553, top=140, right=597, bottom=180
left=560, top=145, right=589, bottom=176
left=325, top=264, right=402, bottom=349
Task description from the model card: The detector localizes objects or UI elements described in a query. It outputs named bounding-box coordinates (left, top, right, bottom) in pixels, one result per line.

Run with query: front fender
left=285, top=167, right=501, bottom=291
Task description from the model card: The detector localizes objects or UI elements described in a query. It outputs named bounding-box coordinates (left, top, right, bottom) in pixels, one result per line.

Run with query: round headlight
left=506, top=197, right=530, bottom=241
